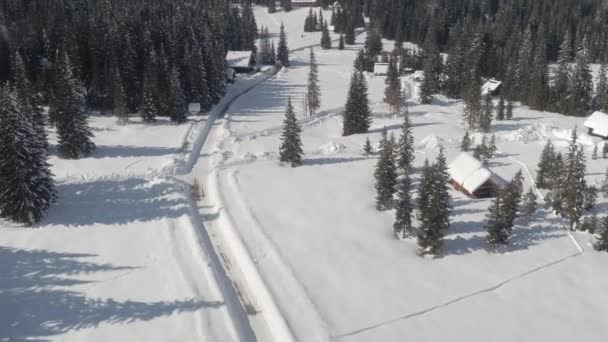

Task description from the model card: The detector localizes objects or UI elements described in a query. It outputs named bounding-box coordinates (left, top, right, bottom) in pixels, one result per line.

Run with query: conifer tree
left=486, top=191, right=508, bottom=245
left=338, top=34, right=345, bottom=50
left=279, top=98, right=303, bottom=167
left=52, top=53, right=95, bottom=159
left=461, top=131, right=471, bottom=151
left=602, top=169, right=608, bottom=197
left=344, top=22, right=355, bottom=45
left=514, top=27, right=534, bottom=101
left=0, top=85, right=55, bottom=225
left=571, top=37, right=593, bottom=116
left=496, top=95, right=506, bottom=120
left=489, top=134, right=497, bottom=158
left=417, top=147, right=451, bottom=256
left=112, top=67, right=128, bottom=125
left=553, top=34, right=573, bottom=113
left=191, top=42, right=212, bottom=111
left=505, top=100, right=514, bottom=120
left=598, top=62, right=608, bottom=111
left=374, top=128, right=397, bottom=211
left=394, top=171, right=414, bottom=238
left=396, top=107, right=415, bottom=171
left=480, top=94, right=493, bottom=132
left=527, top=30, right=549, bottom=110
left=384, top=58, right=402, bottom=115
left=277, top=22, right=290, bottom=67
left=593, top=145, right=599, bottom=160
left=594, top=216, right=608, bottom=252
left=320, top=21, right=332, bottom=49
left=603, top=143, right=608, bottom=159
left=502, top=170, right=524, bottom=231
left=581, top=212, right=598, bottom=234
left=343, top=71, right=371, bottom=136
left=141, top=79, right=157, bottom=123
left=268, top=0, right=277, bottom=13
left=363, top=137, right=373, bottom=155
left=419, top=37, right=442, bottom=104
left=306, top=48, right=321, bottom=116
left=524, top=187, right=538, bottom=216
left=536, top=140, right=555, bottom=189
left=168, top=67, right=187, bottom=123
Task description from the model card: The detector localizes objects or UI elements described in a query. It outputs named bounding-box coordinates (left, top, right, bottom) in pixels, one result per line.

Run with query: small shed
left=584, top=111, right=608, bottom=139
left=481, top=79, right=502, bottom=96
left=373, top=63, right=389, bottom=76
left=448, top=153, right=507, bottom=198
left=226, top=51, right=256, bottom=73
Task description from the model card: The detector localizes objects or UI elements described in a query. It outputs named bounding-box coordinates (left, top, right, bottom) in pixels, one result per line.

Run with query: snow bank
left=318, top=141, right=347, bottom=155
left=417, top=134, right=446, bottom=149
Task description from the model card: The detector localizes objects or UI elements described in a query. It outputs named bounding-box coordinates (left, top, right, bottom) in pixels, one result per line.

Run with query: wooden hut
left=584, top=111, right=608, bottom=140
left=226, top=51, right=257, bottom=73
left=448, top=153, right=507, bottom=198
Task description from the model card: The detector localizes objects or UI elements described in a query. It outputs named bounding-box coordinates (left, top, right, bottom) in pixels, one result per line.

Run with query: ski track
left=224, top=169, right=331, bottom=342
left=330, top=250, right=583, bottom=340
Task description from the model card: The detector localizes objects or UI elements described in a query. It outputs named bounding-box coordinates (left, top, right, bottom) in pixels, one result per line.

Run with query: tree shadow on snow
left=42, top=178, right=190, bottom=227
left=0, top=246, right=221, bottom=341
left=302, top=156, right=370, bottom=166
left=443, top=209, right=565, bottom=256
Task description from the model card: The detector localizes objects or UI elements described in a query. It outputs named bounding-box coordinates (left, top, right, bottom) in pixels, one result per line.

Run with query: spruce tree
left=396, top=108, right=415, bottom=172
left=394, top=172, right=414, bottom=238
left=344, top=22, right=356, bottom=45
left=553, top=34, right=573, bottom=113
left=486, top=191, right=508, bottom=245
left=141, top=80, right=157, bottom=124
left=320, top=21, right=332, bottom=49
left=603, top=143, right=608, bottom=159
left=480, top=94, right=493, bottom=132
left=338, top=34, right=345, bottom=50
left=279, top=98, right=303, bottom=167
left=112, top=67, right=128, bottom=125
left=384, top=58, right=402, bottom=115
left=523, top=188, right=538, bottom=216
left=501, top=170, right=524, bottom=231
left=592, top=145, right=599, bottom=160
left=168, top=67, right=187, bottom=123
left=461, top=131, right=471, bottom=151
left=514, top=27, right=534, bottom=101
left=52, top=53, right=95, bottom=159
left=594, top=216, right=608, bottom=252
left=363, top=137, right=373, bottom=155
left=419, top=37, right=442, bottom=104
left=598, top=62, right=608, bottom=112
left=191, top=41, right=212, bottom=111
left=0, top=85, right=55, bottom=225
left=374, top=128, right=397, bottom=211
left=571, top=37, right=593, bottom=116
left=602, top=168, right=608, bottom=197
left=277, top=22, right=290, bottom=67
left=536, top=140, right=555, bottom=189
left=306, top=48, right=321, bottom=116
left=417, top=147, right=451, bottom=256
left=343, top=71, right=371, bottom=136
left=505, top=100, right=514, bottom=120
left=496, top=95, right=506, bottom=120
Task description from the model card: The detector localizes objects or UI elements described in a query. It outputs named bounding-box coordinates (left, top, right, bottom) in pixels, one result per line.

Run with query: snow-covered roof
left=226, top=51, right=254, bottom=68
left=481, top=79, right=502, bottom=96
left=448, top=153, right=507, bottom=194
left=584, top=111, right=608, bottom=137
left=373, top=63, right=389, bottom=75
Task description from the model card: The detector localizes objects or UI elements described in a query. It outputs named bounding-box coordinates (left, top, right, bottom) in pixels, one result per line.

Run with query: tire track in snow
left=331, top=250, right=583, bottom=340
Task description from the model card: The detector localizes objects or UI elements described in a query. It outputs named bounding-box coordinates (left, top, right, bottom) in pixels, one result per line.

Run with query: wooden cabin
left=481, top=79, right=502, bottom=96
left=226, top=51, right=257, bottom=73
left=448, top=153, right=507, bottom=198
left=584, top=111, right=608, bottom=140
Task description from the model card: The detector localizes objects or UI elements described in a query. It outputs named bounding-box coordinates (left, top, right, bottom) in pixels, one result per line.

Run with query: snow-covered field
left=0, top=69, right=274, bottom=340
left=3, top=5, right=608, bottom=342
left=202, top=6, right=608, bottom=342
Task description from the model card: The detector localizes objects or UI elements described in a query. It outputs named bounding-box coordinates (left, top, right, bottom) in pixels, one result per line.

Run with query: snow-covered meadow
left=3, top=4, right=608, bottom=342
left=201, top=6, right=608, bottom=342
